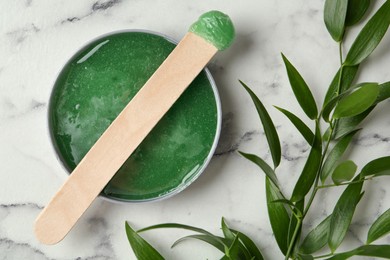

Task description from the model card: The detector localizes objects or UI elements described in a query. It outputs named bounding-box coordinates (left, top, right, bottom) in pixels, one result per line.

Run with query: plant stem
left=285, top=218, right=302, bottom=260
left=338, top=41, right=343, bottom=65
left=336, top=65, right=344, bottom=95
left=303, top=125, right=334, bottom=218
left=317, top=177, right=373, bottom=189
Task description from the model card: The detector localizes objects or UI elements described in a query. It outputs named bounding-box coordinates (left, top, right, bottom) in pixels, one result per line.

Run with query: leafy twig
left=126, top=1, right=390, bottom=259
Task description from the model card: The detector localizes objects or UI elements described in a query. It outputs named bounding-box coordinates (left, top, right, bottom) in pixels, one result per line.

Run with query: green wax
left=189, top=10, right=235, bottom=50
left=49, top=32, right=218, bottom=201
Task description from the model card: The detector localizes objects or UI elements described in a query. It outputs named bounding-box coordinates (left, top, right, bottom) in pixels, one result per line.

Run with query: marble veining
left=1, top=0, right=390, bottom=259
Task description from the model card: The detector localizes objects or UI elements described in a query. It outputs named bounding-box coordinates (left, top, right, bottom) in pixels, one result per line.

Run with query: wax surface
left=49, top=32, right=218, bottom=201
left=189, top=10, right=235, bottom=50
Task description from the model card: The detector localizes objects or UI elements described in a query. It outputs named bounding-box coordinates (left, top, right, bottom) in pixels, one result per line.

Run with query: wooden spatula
left=35, top=10, right=234, bottom=245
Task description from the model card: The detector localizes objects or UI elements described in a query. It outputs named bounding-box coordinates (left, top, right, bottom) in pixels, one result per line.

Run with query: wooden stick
left=35, top=32, right=218, bottom=245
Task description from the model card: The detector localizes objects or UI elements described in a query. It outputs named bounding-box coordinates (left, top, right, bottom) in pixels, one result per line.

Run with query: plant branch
left=303, top=38, right=346, bottom=219
left=303, top=124, right=334, bottom=218
left=285, top=218, right=302, bottom=260
left=339, top=41, right=343, bottom=65
left=317, top=177, right=373, bottom=189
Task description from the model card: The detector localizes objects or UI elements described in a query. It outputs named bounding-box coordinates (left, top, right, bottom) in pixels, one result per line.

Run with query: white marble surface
left=1, top=0, right=390, bottom=259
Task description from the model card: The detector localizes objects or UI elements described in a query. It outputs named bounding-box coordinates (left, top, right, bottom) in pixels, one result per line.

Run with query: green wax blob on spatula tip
left=189, top=10, right=235, bottom=50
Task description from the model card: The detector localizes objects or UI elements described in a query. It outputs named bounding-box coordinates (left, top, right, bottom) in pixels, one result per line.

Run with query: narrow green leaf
left=274, top=106, right=314, bottom=145
left=333, top=81, right=389, bottom=139
left=328, top=176, right=364, bottom=252
left=323, top=126, right=332, bottom=141
left=125, top=222, right=164, bottom=260
left=322, top=81, right=366, bottom=122
left=138, top=223, right=226, bottom=247
left=230, top=229, right=264, bottom=260
left=361, top=156, right=390, bottom=177
left=221, top=217, right=235, bottom=241
left=333, top=107, right=373, bottom=139
left=226, top=233, right=252, bottom=260
left=227, top=234, right=258, bottom=260
left=344, top=0, right=390, bottom=66
left=240, top=81, right=281, bottom=167
left=227, top=233, right=241, bottom=259
left=377, top=82, right=390, bottom=103
left=333, top=83, right=379, bottom=119
left=345, top=0, right=371, bottom=26
left=325, top=245, right=390, bottom=259
left=332, top=160, right=357, bottom=185
left=271, top=199, right=294, bottom=206
left=322, top=91, right=348, bottom=123
left=321, top=129, right=359, bottom=182
left=172, top=234, right=225, bottom=252
left=281, top=54, right=318, bottom=120
left=298, top=254, right=314, bottom=260
left=238, top=151, right=279, bottom=187
left=367, top=209, right=390, bottom=244
left=266, top=177, right=290, bottom=255
left=323, top=65, right=359, bottom=107
left=224, top=232, right=253, bottom=260
left=300, top=216, right=331, bottom=254
left=291, top=122, right=322, bottom=202
left=324, top=0, right=349, bottom=41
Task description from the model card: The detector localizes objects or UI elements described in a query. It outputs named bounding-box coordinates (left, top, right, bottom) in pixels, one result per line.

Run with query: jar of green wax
left=48, top=30, right=221, bottom=203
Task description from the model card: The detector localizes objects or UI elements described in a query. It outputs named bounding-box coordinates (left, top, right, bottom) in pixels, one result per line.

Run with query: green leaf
left=240, top=81, right=281, bottom=168
left=345, top=0, right=371, bottom=26
left=300, top=216, right=331, bottom=254
left=344, top=0, right=390, bottom=66
left=361, top=156, right=390, bottom=177
left=323, top=126, right=332, bottom=141
left=298, top=254, right=314, bottom=260
left=274, top=106, right=314, bottom=145
left=325, top=245, right=390, bottom=259
left=125, top=222, right=164, bottom=260
left=238, top=151, right=279, bottom=187
left=172, top=234, right=225, bottom=252
left=324, top=0, right=349, bottom=41
left=226, top=233, right=241, bottom=259
left=323, top=65, right=359, bottom=107
left=332, top=82, right=389, bottom=139
left=333, top=107, right=373, bottom=139
left=367, top=209, right=390, bottom=244
left=291, top=122, right=322, bottom=202
left=230, top=229, right=264, bottom=260
left=332, top=160, right=357, bottom=185
left=377, top=82, right=390, bottom=102
left=281, top=54, right=318, bottom=120
left=266, top=177, right=290, bottom=255
left=333, top=83, right=379, bottom=119
left=322, top=81, right=365, bottom=122
left=328, top=176, right=364, bottom=252
left=138, top=223, right=226, bottom=247
left=321, top=129, right=359, bottom=182
left=322, top=90, right=347, bottom=123
left=221, top=217, right=235, bottom=241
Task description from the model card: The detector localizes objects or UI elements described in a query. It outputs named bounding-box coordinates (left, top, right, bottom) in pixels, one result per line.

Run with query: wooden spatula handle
left=35, top=32, right=218, bottom=245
